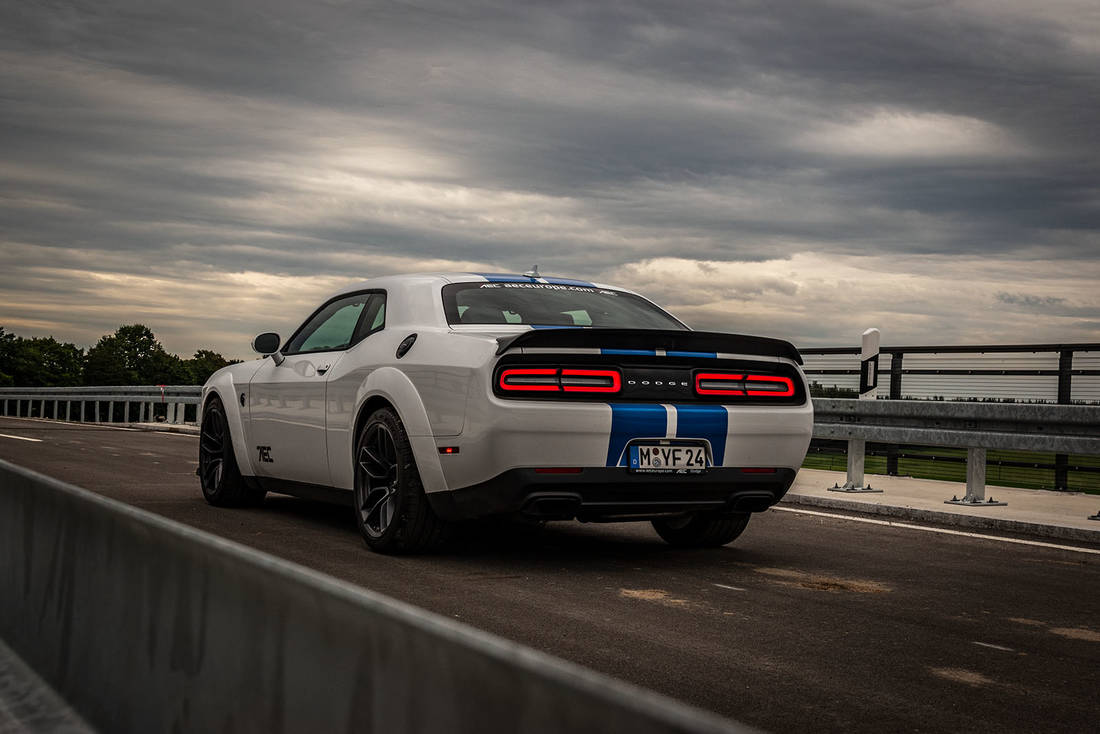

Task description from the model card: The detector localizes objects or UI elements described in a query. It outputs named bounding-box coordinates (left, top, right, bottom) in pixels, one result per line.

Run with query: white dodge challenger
left=199, top=272, right=812, bottom=553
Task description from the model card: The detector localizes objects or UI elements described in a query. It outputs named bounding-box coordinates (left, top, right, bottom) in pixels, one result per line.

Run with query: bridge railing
left=0, top=385, right=202, bottom=425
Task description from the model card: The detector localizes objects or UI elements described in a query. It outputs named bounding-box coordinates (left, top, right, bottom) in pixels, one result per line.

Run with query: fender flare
left=202, top=377, right=257, bottom=478
left=354, top=367, right=447, bottom=494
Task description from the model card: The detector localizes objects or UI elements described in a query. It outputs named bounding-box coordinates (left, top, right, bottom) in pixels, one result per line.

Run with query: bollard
left=829, top=328, right=884, bottom=494
left=945, top=448, right=1007, bottom=507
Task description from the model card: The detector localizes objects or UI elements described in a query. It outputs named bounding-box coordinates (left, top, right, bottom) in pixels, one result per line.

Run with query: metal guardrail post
left=830, top=329, right=883, bottom=494
left=946, top=448, right=1006, bottom=507
left=65, top=401, right=71, bottom=421
left=108, top=401, right=115, bottom=423
left=1055, top=349, right=1073, bottom=490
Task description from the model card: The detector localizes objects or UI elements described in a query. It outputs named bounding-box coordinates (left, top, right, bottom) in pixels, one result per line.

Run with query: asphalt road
left=2, top=416, right=1098, bottom=733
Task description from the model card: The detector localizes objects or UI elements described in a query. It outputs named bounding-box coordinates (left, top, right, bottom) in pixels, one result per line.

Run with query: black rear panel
left=495, top=327, right=803, bottom=365
left=493, top=352, right=807, bottom=405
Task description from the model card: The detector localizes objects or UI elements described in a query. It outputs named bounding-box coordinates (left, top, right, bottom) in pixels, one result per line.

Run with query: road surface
left=1, top=417, right=1098, bottom=733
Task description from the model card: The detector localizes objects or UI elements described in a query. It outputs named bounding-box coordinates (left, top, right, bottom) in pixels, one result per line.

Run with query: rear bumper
left=426, top=467, right=798, bottom=521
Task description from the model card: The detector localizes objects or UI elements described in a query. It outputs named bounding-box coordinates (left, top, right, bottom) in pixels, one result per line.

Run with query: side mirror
left=252, top=332, right=284, bottom=365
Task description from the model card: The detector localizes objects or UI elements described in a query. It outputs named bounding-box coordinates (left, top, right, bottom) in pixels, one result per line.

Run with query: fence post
left=39, top=399, right=45, bottom=418
left=65, top=401, right=71, bottom=421
left=1054, top=349, right=1073, bottom=490
left=945, top=447, right=1006, bottom=506
left=830, top=329, right=884, bottom=493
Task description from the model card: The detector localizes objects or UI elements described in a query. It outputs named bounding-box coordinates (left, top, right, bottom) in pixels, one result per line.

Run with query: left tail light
left=497, top=367, right=621, bottom=395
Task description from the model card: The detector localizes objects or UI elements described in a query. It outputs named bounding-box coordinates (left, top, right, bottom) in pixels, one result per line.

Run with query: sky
left=1, top=0, right=1098, bottom=360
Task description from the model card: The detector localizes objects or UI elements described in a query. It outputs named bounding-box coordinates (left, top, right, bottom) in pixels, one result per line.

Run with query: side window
left=351, top=294, right=386, bottom=345
left=284, top=294, right=370, bottom=354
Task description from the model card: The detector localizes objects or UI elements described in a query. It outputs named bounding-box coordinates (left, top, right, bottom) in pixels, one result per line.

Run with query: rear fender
left=350, top=367, right=447, bottom=494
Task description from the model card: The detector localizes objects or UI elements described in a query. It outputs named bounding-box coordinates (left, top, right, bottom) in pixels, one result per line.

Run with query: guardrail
left=4, top=384, right=1098, bottom=505
left=0, top=458, right=747, bottom=734
left=814, top=398, right=1100, bottom=506
left=0, top=385, right=201, bottom=425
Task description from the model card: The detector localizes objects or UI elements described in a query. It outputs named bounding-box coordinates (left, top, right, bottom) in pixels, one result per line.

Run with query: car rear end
left=428, top=317, right=813, bottom=523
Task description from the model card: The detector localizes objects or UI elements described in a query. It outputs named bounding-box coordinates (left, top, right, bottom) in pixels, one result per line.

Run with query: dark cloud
left=1, top=0, right=1097, bottom=353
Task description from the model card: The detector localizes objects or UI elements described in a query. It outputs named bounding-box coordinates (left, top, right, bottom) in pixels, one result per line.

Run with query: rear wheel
left=652, top=511, right=750, bottom=548
left=199, top=395, right=265, bottom=507
left=354, top=408, right=448, bottom=554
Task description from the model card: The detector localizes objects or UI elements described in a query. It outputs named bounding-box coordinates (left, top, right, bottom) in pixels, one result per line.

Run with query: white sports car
left=199, top=272, right=813, bottom=553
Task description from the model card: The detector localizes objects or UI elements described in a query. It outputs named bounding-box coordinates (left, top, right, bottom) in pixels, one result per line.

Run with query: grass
left=802, top=445, right=1100, bottom=495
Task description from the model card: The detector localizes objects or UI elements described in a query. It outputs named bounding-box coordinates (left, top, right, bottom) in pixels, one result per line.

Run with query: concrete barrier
left=0, top=459, right=750, bottom=734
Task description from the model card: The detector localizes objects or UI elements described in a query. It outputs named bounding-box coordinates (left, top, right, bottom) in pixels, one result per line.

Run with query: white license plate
left=628, top=443, right=708, bottom=473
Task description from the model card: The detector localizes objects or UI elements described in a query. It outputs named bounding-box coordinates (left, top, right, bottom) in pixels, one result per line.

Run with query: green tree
left=0, top=327, right=84, bottom=386
left=84, top=324, right=189, bottom=385
left=184, top=349, right=234, bottom=384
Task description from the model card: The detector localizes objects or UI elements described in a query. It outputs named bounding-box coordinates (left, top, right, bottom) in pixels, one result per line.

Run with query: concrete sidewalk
left=785, top=468, right=1100, bottom=543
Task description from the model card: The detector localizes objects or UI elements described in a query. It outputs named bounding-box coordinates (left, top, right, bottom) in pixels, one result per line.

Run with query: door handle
left=317, top=364, right=331, bottom=375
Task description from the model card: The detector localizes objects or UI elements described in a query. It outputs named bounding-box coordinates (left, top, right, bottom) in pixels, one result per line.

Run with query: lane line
left=773, top=506, right=1100, bottom=555
left=713, top=583, right=746, bottom=592
left=972, top=641, right=1015, bottom=652
left=0, top=433, right=42, bottom=443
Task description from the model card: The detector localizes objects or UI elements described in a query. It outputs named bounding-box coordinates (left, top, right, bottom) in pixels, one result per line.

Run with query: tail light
left=694, top=372, right=795, bottom=398
left=498, top=367, right=621, bottom=394
left=695, top=373, right=745, bottom=395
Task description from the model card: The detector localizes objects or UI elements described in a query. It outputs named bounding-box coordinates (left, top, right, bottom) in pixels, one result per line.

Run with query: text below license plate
left=629, top=443, right=708, bottom=473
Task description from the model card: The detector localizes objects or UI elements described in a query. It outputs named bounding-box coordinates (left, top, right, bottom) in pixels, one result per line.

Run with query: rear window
left=442, top=282, right=686, bottom=329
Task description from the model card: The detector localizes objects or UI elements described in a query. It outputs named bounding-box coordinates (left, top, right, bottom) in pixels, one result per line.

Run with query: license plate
left=628, top=443, right=708, bottom=473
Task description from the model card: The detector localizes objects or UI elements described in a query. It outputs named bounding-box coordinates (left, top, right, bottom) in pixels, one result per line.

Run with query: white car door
left=248, top=292, right=380, bottom=486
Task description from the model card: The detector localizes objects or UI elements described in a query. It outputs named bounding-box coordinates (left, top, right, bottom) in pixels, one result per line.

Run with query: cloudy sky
left=2, top=0, right=1098, bottom=359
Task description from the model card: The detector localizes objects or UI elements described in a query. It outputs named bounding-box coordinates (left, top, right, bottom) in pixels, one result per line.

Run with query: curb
left=781, top=492, right=1100, bottom=544
left=122, top=422, right=199, bottom=436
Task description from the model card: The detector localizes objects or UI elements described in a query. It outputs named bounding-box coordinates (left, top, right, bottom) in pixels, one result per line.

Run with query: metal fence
left=800, top=342, right=1100, bottom=491
left=0, top=385, right=201, bottom=425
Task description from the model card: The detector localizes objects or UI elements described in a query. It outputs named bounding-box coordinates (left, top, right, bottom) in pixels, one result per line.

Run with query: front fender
left=202, top=367, right=259, bottom=478
left=344, top=367, right=447, bottom=495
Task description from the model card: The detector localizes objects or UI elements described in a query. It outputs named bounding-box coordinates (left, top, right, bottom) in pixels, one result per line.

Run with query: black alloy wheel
left=353, top=407, right=448, bottom=553
left=199, top=395, right=264, bottom=507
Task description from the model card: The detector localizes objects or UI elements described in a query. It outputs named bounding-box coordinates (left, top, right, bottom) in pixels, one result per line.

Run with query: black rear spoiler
left=495, top=328, right=803, bottom=365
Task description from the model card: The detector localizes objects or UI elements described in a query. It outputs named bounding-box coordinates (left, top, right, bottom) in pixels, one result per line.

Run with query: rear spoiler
left=495, top=328, right=803, bottom=365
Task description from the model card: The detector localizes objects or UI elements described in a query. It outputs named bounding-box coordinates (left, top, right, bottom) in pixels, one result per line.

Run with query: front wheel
left=199, top=395, right=265, bottom=507
left=652, top=512, right=750, bottom=548
left=353, top=408, right=448, bottom=554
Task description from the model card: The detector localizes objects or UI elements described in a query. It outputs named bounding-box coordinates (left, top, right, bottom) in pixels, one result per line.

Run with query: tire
left=199, top=395, right=265, bottom=507
left=353, top=407, right=449, bottom=554
left=652, top=511, right=751, bottom=548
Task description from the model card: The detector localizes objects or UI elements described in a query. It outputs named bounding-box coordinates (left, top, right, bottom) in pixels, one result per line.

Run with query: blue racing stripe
left=606, top=404, right=667, bottom=467
left=543, top=276, right=595, bottom=287
left=601, top=348, right=657, bottom=356
left=674, top=404, right=728, bottom=466
left=667, top=350, right=717, bottom=359
left=473, top=272, right=538, bottom=282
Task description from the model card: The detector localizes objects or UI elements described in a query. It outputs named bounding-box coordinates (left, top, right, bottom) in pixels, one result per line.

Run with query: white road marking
left=773, top=507, right=1100, bottom=555
left=0, top=433, right=42, bottom=443
left=972, top=641, right=1015, bottom=652
left=713, top=583, right=746, bottom=592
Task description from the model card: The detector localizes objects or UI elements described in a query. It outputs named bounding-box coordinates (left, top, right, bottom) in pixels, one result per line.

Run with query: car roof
left=331, top=272, right=635, bottom=297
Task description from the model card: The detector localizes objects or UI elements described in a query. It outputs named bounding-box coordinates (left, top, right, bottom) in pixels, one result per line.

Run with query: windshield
left=442, top=282, right=686, bottom=329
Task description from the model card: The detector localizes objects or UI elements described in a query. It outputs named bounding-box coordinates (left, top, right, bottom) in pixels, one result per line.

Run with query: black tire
left=652, top=511, right=751, bottom=548
left=199, top=396, right=265, bottom=507
left=353, top=407, right=449, bottom=554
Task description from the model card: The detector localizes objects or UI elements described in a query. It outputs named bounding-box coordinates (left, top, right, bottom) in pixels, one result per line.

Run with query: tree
left=185, top=349, right=234, bottom=384
left=0, top=327, right=84, bottom=386
left=84, top=324, right=189, bottom=385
